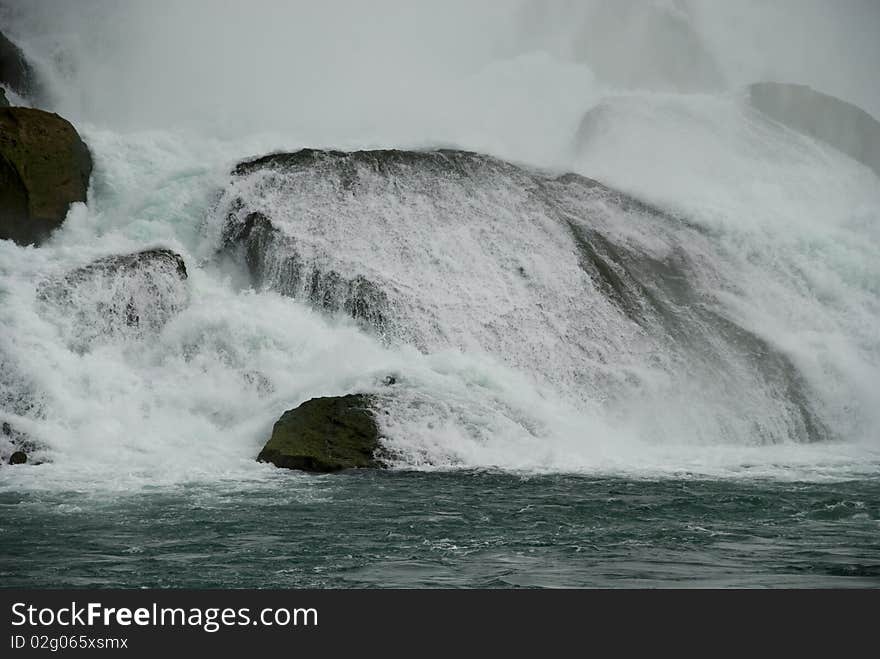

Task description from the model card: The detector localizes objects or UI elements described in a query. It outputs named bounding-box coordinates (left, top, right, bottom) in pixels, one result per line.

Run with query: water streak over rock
left=36, top=249, right=189, bottom=351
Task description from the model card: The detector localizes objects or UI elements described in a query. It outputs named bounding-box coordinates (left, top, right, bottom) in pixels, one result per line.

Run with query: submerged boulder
left=257, top=394, right=383, bottom=473
left=37, top=248, right=189, bottom=350
left=222, top=208, right=391, bottom=334
left=0, top=107, right=93, bottom=245
left=749, top=82, right=880, bottom=178
left=8, top=450, right=26, bottom=465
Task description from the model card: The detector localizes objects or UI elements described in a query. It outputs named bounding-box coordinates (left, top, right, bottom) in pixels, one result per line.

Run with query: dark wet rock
left=749, top=82, right=880, bottom=178
left=222, top=209, right=390, bottom=333
left=0, top=107, right=93, bottom=245
left=222, top=147, right=829, bottom=444
left=8, top=450, right=26, bottom=465
left=222, top=149, right=534, bottom=337
left=49, top=248, right=189, bottom=283
left=37, top=249, right=189, bottom=350
left=0, top=86, right=8, bottom=107
left=0, top=30, right=38, bottom=100
left=257, top=394, right=383, bottom=473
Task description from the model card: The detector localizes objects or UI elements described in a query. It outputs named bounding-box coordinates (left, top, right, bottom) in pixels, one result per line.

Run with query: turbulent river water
left=3, top=474, right=879, bottom=588
left=1, top=1, right=879, bottom=587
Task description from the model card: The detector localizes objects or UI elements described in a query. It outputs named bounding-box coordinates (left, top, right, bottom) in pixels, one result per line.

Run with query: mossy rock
left=0, top=107, right=93, bottom=245
left=257, top=394, right=383, bottom=473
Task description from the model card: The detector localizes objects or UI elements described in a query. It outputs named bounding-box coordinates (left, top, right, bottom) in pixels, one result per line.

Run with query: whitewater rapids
left=1, top=0, right=879, bottom=492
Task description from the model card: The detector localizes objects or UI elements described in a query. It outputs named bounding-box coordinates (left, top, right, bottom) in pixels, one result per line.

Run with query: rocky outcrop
left=0, top=30, right=38, bottom=100
left=0, top=107, right=93, bottom=245
left=219, top=147, right=829, bottom=445
left=37, top=249, right=189, bottom=350
left=0, top=87, right=8, bottom=107
left=749, top=82, right=880, bottom=178
left=257, top=394, right=383, bottom=472
left=220, top=149, right=534, bottom=338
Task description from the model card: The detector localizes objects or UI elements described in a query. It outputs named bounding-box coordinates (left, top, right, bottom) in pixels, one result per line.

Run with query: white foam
left=0, top=2, right=877, bottom=490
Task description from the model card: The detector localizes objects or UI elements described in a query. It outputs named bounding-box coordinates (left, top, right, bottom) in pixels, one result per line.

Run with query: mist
left=2, top=0, right=878, bottom=164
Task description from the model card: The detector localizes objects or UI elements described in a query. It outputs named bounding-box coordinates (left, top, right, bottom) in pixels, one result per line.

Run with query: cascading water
left=1, top=0, right=879, bottom=485
left=0, top=0, right=878, bottom=588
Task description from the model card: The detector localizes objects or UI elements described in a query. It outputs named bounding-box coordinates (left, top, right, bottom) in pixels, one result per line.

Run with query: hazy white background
left=2, top=0, right=878, bottom=145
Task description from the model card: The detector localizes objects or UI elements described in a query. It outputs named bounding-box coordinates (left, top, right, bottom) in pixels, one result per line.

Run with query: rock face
left=37, top=249, right=189, bottom=351
left=219, top=148, right=829, bottom=445
left=0, top=87, right=8, bottom=107
left=0, top=107, right=93, bottom=245
left=0, top=30, right=37, bottom=99
left=257, top=394, right=382, bottom=472
left=749, top=82, right=880, bottom=178
left=223, top=209, right=391, bottom=333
